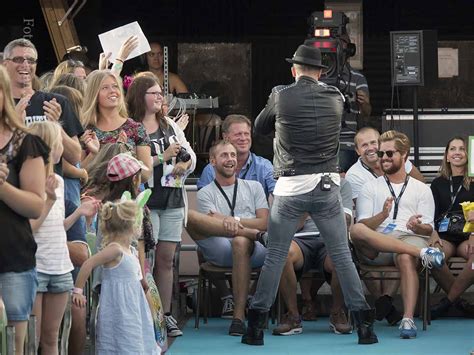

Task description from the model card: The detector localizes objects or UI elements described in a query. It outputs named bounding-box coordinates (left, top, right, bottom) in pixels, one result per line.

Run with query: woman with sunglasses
left=430, top=136, right=474, bottom=319
left=126, top=72, right=195, bottom=338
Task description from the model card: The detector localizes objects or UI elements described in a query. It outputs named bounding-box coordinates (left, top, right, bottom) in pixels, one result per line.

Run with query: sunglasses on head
left=377, top=150, right=398, bottom=158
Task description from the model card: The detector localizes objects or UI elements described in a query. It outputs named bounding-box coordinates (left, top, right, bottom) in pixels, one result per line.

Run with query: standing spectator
left=310, top=32, right=372, bottom=173
left=81, top=69, right=152, bottom=180
left=72, top=200, right=160, bottom=354
left=126, top=74, right=196, bottom=337
left=28, top=121, right=99, bottom=355
left=2, top=39, right=83, bottom=170
left=430, top=136, right=474, bottom=318
left=0, top=65, right=49, bottom=355
left=144, top=42, right=188, bottom=95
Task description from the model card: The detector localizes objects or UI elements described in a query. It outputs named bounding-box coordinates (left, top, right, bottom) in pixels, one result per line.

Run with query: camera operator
left=242, top=44, right=378, bottom=347
left=312, top=29, right=372, bottom=173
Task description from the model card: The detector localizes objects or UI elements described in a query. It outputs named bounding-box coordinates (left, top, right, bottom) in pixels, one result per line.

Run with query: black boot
left=241, top=309, right=267, bottom=346
left=352, top=309, right=378, bottom=345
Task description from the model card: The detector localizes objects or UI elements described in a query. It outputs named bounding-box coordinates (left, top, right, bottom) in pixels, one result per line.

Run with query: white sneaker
left=165, top=313, right=183, bottom=337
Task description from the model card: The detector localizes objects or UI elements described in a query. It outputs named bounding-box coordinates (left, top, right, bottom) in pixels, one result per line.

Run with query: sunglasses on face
left=6, top=56, right=37, bottom=64
left=377, top=150, right=398, bottom=158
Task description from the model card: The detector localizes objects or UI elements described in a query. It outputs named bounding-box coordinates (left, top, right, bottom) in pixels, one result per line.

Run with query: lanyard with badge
left=214, top=179, right=238, bottom=217
left=360, top=159, right=379, bottom=179
left=438, top=177, right=463, bottom=232
left=382, top=174, right=409, bottom=233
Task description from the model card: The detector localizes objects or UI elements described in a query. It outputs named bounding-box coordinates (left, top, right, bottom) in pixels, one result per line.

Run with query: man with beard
left=197, top=114, right=275, bottom=321
left=345, top=127, right=425, bottom=325
left=198, top=114, right=275, bottom=199
left=187, top=140, right=269, bottom=336
left=350, top=130, right=445, bottom=339
left=346, top=127, right=425, bottom=202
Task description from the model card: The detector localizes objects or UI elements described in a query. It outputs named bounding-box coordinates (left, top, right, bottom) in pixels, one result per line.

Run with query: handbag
left=435, top=212, right=466, bottom=236
left=435, top=178, right=469, bottom=238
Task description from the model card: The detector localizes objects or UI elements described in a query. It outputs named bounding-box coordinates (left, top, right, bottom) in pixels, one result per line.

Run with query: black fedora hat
left=285, top=44, right=328, bottom=69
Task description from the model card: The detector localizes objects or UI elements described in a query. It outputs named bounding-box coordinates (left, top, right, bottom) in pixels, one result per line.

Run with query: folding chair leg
left=204, top=278, right=209, bottom=324
left=423, top=268, right=429, bottom=330
left=59, top=296, right=72, bottom=355
left=195, top=273, right=202, bottom=329
left=6, top=326, right=15, bottom=355
left=25, top=315, right=36, bottom=355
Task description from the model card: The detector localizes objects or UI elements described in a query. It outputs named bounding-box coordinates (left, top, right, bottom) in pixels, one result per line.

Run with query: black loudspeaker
left=390, top=30, right=438, bottom=86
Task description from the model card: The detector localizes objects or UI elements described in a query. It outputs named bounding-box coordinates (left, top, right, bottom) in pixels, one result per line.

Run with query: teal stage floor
left=169, top=317, right=474, bottom=355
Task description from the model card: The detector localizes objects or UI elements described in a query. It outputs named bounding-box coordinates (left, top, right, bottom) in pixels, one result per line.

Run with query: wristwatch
left=234, top=216, right=241, bottom=222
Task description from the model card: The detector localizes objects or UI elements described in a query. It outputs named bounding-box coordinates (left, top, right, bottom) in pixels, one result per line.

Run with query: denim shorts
left=0, top=268, right=38, bottom=321
left=37, top=271, right=73, bottom=293
left=196, top=237, right=267, bottom=268
left=150, top=208, right=185, bottom=243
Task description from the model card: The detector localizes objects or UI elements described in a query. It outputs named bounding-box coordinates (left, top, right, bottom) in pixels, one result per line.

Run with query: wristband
left=115, top=58, right=124, bottom=63
left=157, top=152, right=164, bottom=164
left=112, top=62, right=123, bottom=70
left=72, top=287, right=83, bottom=295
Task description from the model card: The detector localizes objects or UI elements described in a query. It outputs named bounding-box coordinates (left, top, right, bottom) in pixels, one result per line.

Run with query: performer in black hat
left=242, top=44, right=378, bottom=346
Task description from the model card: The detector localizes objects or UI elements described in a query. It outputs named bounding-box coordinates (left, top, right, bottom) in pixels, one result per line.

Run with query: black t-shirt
left=0, top=130, right=49, bottom=273
left=430, top=175, right=474, bottom=238
left=146, top=124, right=184, bottom=210
left=15, top=91, right=84, bottom=175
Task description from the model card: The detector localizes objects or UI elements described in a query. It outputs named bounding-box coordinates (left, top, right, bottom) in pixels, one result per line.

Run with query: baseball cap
left=107, top=153, right=149, bottom=182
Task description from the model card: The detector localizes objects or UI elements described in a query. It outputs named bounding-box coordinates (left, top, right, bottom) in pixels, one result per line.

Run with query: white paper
left=438, top=48, right=459, bottom=78
left=98, top=21, right=150, bottom=61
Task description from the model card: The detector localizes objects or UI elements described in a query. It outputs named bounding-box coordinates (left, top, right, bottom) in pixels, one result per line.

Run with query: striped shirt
left=34, top=175, right=74, bottom=275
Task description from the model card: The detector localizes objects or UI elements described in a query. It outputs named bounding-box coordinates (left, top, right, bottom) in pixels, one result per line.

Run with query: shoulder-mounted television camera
left=305, top=10, right=356, bottom=88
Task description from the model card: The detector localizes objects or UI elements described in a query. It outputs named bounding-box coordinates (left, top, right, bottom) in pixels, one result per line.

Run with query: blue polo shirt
left=197, top=152, right=275, bottom=197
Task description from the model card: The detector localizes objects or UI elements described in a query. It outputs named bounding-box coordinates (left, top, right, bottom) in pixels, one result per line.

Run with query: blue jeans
left=250, top=181, right=369, bottom=312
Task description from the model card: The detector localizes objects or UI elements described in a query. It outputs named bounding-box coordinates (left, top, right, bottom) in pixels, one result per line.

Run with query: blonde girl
left=72, top=200, right=160, bottom=354
left=29, top=121, right=99, bottom=355
left=80, top=69, right=152, bottom=180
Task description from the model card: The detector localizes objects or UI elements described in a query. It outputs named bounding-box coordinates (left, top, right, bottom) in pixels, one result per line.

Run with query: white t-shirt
left=346, top=158, right=413, bottom=200
left=356, top=175, right=434, bottom=234
left=273, top=173, right=340, bottom=196
left=34, top=175, right=74, bottom=275
left=197, top=178, right=268, bottom=220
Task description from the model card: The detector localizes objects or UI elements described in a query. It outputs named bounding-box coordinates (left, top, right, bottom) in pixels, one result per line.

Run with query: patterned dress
left=88, top=118, right=150, bottom=150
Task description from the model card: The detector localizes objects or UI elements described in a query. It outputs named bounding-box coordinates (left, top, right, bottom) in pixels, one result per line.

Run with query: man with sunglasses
left=346, top=127, right=426, bottom=326
left=350, top=130, right=445, bottom=339
left=3, top=38, right=82, bottom=168
left=347, top=127, right=425, bottom=203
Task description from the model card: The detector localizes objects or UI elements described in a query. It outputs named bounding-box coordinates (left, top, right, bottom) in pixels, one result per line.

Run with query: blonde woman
left=0, top=65, right=48, bottom=355
left=81, top=70, right=152, bottom=180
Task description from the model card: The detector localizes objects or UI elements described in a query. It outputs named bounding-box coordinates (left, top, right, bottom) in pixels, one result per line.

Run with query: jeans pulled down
left=250, top=182, right=370, bottom=312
